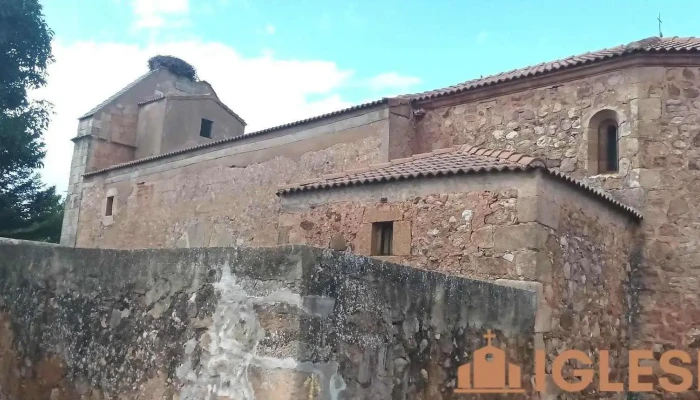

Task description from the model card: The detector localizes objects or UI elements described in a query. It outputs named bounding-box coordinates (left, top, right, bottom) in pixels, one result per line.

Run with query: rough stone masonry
left=0, top=239, right=536, bottom=399
left=56, top=37, right=700, bottom=395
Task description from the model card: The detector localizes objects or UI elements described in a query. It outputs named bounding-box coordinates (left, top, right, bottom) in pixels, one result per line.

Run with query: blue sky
left=37, top=0, right=700, bottom=192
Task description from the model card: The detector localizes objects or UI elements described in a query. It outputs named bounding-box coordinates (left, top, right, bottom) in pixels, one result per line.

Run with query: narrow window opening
left=199, top=118, right=213, bottom=138
left=371, top=222, right=393, bottom=256
left=105, top=196, right=114, bottom=216
left=605, top=124, right=618, bottom=172
left=597, top=120, right=618, bottom=173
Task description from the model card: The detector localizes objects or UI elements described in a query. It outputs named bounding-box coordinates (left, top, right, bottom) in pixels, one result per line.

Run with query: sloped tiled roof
left=82, top=99, right=388, bottom=177
left=277, top=144, right=642, bottom=219
left=79, top=70, right=159, bottom=119
left=407, top=36, right=700, bottom=101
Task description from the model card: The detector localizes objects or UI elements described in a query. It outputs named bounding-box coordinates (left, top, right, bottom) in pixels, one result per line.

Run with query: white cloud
left=33, top=39, right=420, bottom=194
left=367, top=72, right=421, bottom=91
left=265, top=24, right=275, bottom=35
left=476, top=31, right=488, bottom=44
left=132, top=0, right=190, bottom=29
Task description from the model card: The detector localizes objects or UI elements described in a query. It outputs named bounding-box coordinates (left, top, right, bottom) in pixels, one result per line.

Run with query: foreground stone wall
left=280, top=171, right=638, bottom=399
left=0, top=240, right=536, bottom=399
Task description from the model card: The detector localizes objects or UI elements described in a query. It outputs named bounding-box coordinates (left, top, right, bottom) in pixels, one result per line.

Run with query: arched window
left=587, top=110, right=620, bottom=175
left=598, top=120, right=618, bottom=173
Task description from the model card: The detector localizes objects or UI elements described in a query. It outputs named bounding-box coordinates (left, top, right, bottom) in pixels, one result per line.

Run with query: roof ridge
left=83, top=99, right=389, bottom=177
left=279, top=144, right=546, bottom=192
left=307, top=146, right=463, bottom=185
left=407, top=36, right=700, bottom=101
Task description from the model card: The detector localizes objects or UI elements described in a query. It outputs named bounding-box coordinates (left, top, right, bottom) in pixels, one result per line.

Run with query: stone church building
left=60, top=36, right=700, bottom=392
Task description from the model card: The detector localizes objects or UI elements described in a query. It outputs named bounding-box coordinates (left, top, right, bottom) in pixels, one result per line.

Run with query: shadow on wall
left=0, top=239, right=537, bottom=399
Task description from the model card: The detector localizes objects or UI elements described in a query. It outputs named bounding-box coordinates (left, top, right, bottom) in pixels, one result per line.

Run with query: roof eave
left=277, top=166, right=642, bottom=220
left=408, top=47, right=700, bottom=106
left=81, top=98, right=389, bottom=177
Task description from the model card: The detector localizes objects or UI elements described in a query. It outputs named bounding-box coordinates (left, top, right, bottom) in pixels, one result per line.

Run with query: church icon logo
left=455, top=330, right=525, bottom=394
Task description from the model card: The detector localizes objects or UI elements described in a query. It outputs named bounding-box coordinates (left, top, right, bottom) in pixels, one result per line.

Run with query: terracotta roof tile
left=83, top=99, right=388, bottom=177
left=277, top=144, right=642, bottom=219
left=278, top=145, right=540, bottom=196
left=406, top=37, right=700, bottom=101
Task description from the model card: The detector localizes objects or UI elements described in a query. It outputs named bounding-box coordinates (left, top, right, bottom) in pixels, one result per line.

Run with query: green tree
left=0, top=0, right=62, bottom=242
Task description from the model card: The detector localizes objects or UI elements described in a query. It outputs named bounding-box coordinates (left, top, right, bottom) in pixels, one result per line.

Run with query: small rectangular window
left=371, top=222, right=393, bottom=256
left=199, top=118, right=213, bottom=138
left=105, top=196, right=114, bottom=216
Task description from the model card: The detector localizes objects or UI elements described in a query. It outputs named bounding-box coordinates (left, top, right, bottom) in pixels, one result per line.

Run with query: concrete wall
left=161, top=97, right=246, bottom=154
left=0, top=239, right=536, bottom=399
left=75, top=106, right=389, bottom=248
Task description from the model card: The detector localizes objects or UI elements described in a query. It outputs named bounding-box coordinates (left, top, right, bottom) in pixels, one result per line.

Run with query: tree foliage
left=148, top=55, right=197, bottom=80
left=0, top=0, right=62, bottom=243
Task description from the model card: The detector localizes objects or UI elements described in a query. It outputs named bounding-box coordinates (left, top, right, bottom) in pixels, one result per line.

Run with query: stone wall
left=75, top=107, right=388, bottom=249
left=160, top=96, right=246, bottom=155
left=279, top=174, right=542, bottom=280
left=536, top=174, right=635, bottom=399
left=60, top=69, right=216, bottom=247
left=411, top=65, right=700, bottom=388
left=0, top=239, right=537, bottom=399
left=280, top=170, right=638, bottom=399
left=415, top=69, right=636, bottom=176
left=414, top=68, right=647, bottom=208
left=632, top=66, right=700, bottom=390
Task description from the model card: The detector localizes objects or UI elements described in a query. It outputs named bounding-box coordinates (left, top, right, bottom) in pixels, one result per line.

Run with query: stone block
left=514, top=250, right=552, bottom=282
left=638, top=168, right=662, bottom=189
left=494, top=223, right=548, bottom=251
left=618, top=137, right=639, bottom=159
left=355, top=223, right=372, bottom=256
left=516, top=196, right=537, bottom=223
left=256, top=303, right=302, bottom=333
left=536, top=194, right=560, bottom=230
left=392, top=220, right=411, bottom=256
left=363, top=204, right=403, bottom=223
left=248, top=367, right=320, bottom=400
left=495, top=279, right=552, bottom=333
left=537, top=373, right=562, bottom=400
left=635, top=98, right=662, bottom=120
left=471, top=226, right=494, bottom=248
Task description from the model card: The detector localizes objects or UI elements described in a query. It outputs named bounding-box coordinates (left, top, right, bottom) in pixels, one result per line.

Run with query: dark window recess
left=105, top=196, right=114, bottom=216
left=597, top=121, right=618, bottom=173
left=605, top=125, right=618, bottom=172
left=199, top=118, right=213, bottom=138
left=371, top=221, right=393, bottom=256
